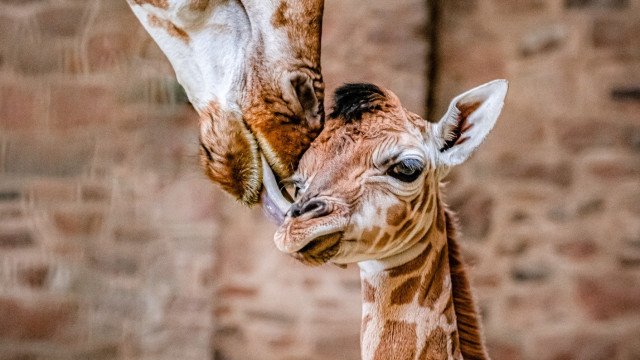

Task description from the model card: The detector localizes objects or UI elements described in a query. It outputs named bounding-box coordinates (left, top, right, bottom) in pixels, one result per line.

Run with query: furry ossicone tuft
left=329, top=83, right=386, bottom=121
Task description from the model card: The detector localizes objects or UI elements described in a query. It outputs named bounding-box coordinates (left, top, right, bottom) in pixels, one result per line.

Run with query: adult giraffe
left=126, top=0, right=325, bottom=204
left=267, top=80, right=508, bottom=359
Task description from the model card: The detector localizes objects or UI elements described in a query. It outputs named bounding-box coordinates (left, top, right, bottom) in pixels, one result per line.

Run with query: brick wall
left=0, top=0, right=638, bottom=360
left=435, top=0, right=640, bottom=358
left=0, top=1, right=216, bottom=359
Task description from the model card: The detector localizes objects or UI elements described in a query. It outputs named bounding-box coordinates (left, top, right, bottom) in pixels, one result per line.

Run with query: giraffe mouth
left=292, top=232, right=343, bottom=266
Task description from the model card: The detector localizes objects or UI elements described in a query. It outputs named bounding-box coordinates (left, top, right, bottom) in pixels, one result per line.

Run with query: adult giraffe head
left=127, top=0, right=324, bottom=204
left=270, top=80, right=508, bottom=265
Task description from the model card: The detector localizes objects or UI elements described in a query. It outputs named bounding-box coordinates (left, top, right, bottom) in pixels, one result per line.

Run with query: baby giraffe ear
left=432, top=79, right=508, bottom=166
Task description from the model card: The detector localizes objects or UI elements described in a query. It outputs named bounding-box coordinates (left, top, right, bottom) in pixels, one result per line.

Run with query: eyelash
left=386, top=159, right=424, bottom=182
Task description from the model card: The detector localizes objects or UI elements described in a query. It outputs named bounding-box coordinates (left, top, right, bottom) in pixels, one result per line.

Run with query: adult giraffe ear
left=432, top=79, right=508, bottom=166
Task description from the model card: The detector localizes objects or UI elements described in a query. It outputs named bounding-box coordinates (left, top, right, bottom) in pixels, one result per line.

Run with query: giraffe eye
left=387, top=159, right=423, bottom=183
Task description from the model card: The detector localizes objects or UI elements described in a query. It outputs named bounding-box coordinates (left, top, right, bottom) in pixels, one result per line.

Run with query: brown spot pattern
left=435, top=208, right=445, bottom=233
left=147, top=14, right=190, bottom=43
left=362, top=280, right=376, bottom=303
left=386, top=203, right=408, bottom=226
left=373, top=321, right=417, bottom=360
left=375, top=232, right=392, bottom=249
left=418, top=247, right=447, bottom=308
left=443, top=295, right=456, bottom=324
left=362, top=226, right=382, bottom=244
left=391, top=276, right=421, bottom=305
left=418, top=327, right=448, bottom=360
left=389, top=242, right=432, bottom=278
left=189, top=0, right=209, bottom=11
left=272, top=1, right=290, bottom=28
left=133, top=0, right=168, bottom=9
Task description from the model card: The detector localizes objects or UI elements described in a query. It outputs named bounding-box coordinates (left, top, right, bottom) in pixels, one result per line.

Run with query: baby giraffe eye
left=387, top=158, right=424, bottom=183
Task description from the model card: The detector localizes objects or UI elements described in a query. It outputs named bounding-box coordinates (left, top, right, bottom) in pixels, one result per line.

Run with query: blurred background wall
left=0, top=1, right=638, bottom=360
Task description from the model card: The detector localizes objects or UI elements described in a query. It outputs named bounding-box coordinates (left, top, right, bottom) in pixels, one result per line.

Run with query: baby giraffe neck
left=358, top=207, right=489, bottom=360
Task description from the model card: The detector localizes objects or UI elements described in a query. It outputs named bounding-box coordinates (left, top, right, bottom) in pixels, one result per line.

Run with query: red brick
left=49, top=83, right=114, bottom=129
left=587, top=158, right=640, bottom=180
left=556, top=238, right=598, bottom=259
left=218, top=285, right=258, bottom=298
left=28, top=180, right=77, bottom=203
left=592, top=17, right=640, bottom=51
left=486, top=339, right=524, bottom=360
left=532, top=330, right=620, bottom=360
left=80, top=183, right=111, bottom=202
left=87, top=252, right=138, bottom=276
left=87, top=32, right=133, bottom=72
left=36, top=5, right=87, bottom=37
left=556, top=119, right=640, bottom=153
left=495, top=154, right=573, bottom=187
left=566, top=0, right=628, bottom=8
left=0, top=207, right=23, bottom=221
left=576, top=274, right=640, bottom=320
left=0, top=297, right=78, bottom=340
left=112, top=225, right=155, bottom=243
left=17, top=264, right=49, bottom=289
left=0, top=229, right=35, bottom=248
left=449, top=187, right=494, bottom=239
left=0, top=84, right=40, bottom=131
left=52, top=210, right=103, bottom=236
left=4, top=135, right=94, bottom=177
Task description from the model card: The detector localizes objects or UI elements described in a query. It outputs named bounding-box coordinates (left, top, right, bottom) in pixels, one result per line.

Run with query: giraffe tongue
left=261, top=155, right=293, bottom=225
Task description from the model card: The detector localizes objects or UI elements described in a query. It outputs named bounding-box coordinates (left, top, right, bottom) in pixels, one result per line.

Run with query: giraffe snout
left=289, top=199, right=331, bottom=219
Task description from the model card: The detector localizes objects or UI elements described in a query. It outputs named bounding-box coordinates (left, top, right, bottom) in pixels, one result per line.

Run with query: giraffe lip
left=293, top=232, right=343, bottom=266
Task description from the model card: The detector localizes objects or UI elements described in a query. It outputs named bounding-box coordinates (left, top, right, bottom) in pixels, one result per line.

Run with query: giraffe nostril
left=290, top=199, right=330, bottom=218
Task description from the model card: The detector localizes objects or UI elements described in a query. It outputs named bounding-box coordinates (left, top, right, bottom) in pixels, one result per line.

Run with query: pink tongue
left=261, top=190, right=285, bottom=225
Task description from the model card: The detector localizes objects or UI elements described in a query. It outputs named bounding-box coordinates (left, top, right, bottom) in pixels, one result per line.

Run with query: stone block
left=36, top=4, right=88, bottom=37
left=592, top=17, right=640, bottom=54
left=87, top=252, right=139, bottom=276
left=0, top=297, right=79, bottom=340
left=0, top=84, right=41, bottom=131
left=4, top=135, right=94, bottom=177
left=532, top=330, right=621, bottom=360
left=0, top=189, right=20, bottom=202
left=52, top=210, right=103, bottom=237
left=555, top=237, right=598, bottom=259
left=565, top=0, right=628, bottom=8
left=576, top=273, right=640, bottom=320
left=448, top=187, right=494, bottom=240
left=494, top=154, right=573, bottom=187
left=17, top=264, right=50, bottom=289
left=556, top=119, right=640, bottom=153
left=585, top=155, right=640, bottom=181
left=0, top=229, right=35, bottom=248
left=87, top=31, right=133, bottom=72
left=49, top=83, right=114, bottom=129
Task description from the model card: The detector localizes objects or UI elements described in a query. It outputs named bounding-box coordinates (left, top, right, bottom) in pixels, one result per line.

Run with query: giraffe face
left=128, top=0, right=325, bottom=204
left=272, top=80, right=508, bottom=266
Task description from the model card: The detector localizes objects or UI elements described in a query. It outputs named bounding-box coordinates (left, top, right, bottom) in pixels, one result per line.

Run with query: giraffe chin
left=290, top=232, right=343, bottom=266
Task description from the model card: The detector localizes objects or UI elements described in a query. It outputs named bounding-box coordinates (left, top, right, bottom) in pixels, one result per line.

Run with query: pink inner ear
left=439, top=100, right=482, bottom=152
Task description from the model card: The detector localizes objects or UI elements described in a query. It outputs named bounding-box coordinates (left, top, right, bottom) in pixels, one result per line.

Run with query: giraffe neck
left=358, top=211, right=462, bottom=360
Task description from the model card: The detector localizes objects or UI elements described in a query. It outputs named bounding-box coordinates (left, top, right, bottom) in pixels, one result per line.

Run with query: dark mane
left=445, top=209, right=490, bottom=359
left=329, top=83, right=386, bottom=121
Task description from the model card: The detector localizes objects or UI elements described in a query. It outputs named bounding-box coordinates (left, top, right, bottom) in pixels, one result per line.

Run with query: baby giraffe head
left=267, top=80, right=508, bottom=266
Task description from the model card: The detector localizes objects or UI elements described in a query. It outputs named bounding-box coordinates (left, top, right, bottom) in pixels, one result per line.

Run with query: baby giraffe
left=264, top=80, right=508, bottom=359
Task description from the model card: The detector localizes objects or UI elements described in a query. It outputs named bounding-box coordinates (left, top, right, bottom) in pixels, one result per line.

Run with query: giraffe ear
left=432, top=79, right=508, bottom=166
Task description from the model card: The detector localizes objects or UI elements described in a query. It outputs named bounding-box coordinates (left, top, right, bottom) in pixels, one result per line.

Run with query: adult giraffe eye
left=387, top=159, right=424, bottom=183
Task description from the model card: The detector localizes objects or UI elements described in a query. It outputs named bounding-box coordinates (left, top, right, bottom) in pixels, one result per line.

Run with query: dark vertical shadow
left=425, top=0, right=442, bottom=123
